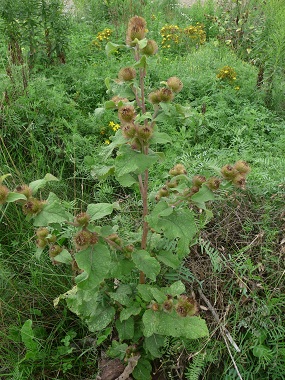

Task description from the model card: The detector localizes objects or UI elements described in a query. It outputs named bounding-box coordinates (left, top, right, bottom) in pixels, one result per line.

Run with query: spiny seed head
left=121, top=122, right=137, bottom=139
left=151, top=302, right=160, bottom=311
left=118, top=105, right=136, bottom=123
left=169, top=164, right=187, bottom=176
left=158, top=87, right=174, bottom=102
left=155, top=186, right=169, bottom=201
left=191, top=186, right=200, bottom=194
left=176, top=295, right=198, bottom=317
left=221, top=164, right=238, bottom=180
left=126, top=16, right=147, bottom=45
left=136, top=125, right=153, bottom=142
left=74, top=212, right=90, bottom=227
left=111, top=96, right=129, bottom=106
left=233, top=160, right=251, bottom=175
left=15, top=184, right=32, bottom=199
left=0, top=184, right=9, bottom=204
left=206, top=177, right=221, bottom=191
left=90, top=232, right=99, bottom=245
left=48, top=234, right=57, bottom=243
left=162, top=299, right=173, bottom=312
left=36, top=238, right=48, bottom=249
left=192, top=175, right=206, bottom=187
left=49, top=244, right=63, bottom=258
left=141, top=39, right=158, bottom=56
left=232, top=174, right=246, bottom=189
left=148, top=90, right=161, bottom=104
left=74, top=230, right=92, bottom=250
left=107, top=233, right=122, bottom=246
left=22, top=198, right=44, bottom=215
left=166, top=180, right=178, bottom=189
left=36, top=227, right=49, bottom=238
left=167, top=76, right=183, bottom=93
left=118, top=67, right=136, bottom=81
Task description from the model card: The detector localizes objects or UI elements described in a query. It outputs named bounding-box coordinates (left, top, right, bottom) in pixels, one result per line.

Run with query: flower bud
left=36, top=238, right=48, bottom=249
left=175, top=295, right=198, bottom=317
left=150, top=302, right=160, bottom=311
left=232, top=174, right=246, bottom=189
left=136, top=125, right=153, bottom=142
left=111, top=96, right=129, bottom=107
left=15, top=184, right=32, bottom=199
left=167, top=76, right=183, bottom=93
left=221, top=164, right=238, bottom=180
left=169, top=164, right=187, bottom=176
left=166, top=180, right=178, bottom=189
left=192, top=175, right=206, bottom=188
left=126, top=16, right=147, bottom=45
left=141, top=39, right=158, bottom=56
left=36, top=227, right=49, bottom=239
left=0, top=184, right=9, bottom=204
left=74, top=212, right=90, bottom=227
left=118, top=105, right=136, bottom=123
left=233, top=160, right=250, bottom=175
left=22, top=198, right=44, bottom=215
left=148, top=90, right=161, bottom=104
left=155, top=186, right=169, bottom=201
left=206, top=177, right=221, bottom=191
left=158, top=87, right=174, bottom=102
left=162, top=299, right=173, bottom=312
left=74, top=230, right=92, bottom=251
left=121, top=122, right=137, bottom=139
left=118, top=67, right=136, bottom=81
left=49, top=244, right=63, bottom=258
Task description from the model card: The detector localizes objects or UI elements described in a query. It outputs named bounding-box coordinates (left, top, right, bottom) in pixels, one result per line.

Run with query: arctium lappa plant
left=1, top=17, right=251, bottom=380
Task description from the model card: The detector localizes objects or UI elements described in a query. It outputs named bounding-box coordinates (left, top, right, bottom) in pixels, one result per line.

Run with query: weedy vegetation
left=0, top=0, right=285, bottom=379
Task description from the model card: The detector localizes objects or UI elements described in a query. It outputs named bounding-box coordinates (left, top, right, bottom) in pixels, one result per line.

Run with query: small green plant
left=1, top=17, right=251, bottom=379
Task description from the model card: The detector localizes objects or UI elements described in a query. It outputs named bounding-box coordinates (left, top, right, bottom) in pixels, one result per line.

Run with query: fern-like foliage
left=185, top=352, right=206, bottom=380
left=199, top=238, right=224, bottom=272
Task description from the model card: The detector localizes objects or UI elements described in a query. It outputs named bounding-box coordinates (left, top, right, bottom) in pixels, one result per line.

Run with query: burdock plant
left=1, top=18, right=251, bottom=380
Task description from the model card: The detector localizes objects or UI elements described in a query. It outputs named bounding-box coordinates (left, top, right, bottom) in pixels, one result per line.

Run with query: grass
left=1, top=0, right=285, bottom=378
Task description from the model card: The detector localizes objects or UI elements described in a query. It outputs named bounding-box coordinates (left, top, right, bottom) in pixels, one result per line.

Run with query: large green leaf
left=116, top=317, right=134, bottom=341
left=109, top=284, right=134, bottom=306
left=191, top=184, right=215, bottom=210
left=144, top=334, right=165, bottom=358
left=132, top=357, right=152, bottom=380
left=75, top=244, right=111, bottom=289
left=143, top=310, right=208, bottom=339
left=29, top=173, right=58, bottom=195
left=87, top=202, right=119, bottom=221
left=156, top=250, right=180, bottom=269
left=132, top=250, right=161, bottom=281
left=87, top=305, right=115, bottom=332
left=120, top=304, right=141, bottom=322
left=147, top=202, right=197, bottom=257
left=6, top=192, right=26, bottom=202
left=33, top=192, right=72, bottom=226
left=115, top=144, right=158, bottom=179
left=20, top=320, right=39, bottom=353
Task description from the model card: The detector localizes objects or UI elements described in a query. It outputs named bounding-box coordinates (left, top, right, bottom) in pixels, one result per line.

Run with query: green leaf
left=137, top=284, right=154, bottom=302
left=29, top=173, right=58, bottom=195
left=87, top=305, right=115, bottom=332
left=143, top=310, right=209, bottom=339
left=156, top=250, right=180, bottom=269
left=116, top=317, right=134, bottom=341
left=117, top=173, right=138, bottom=187
left=133, top=55, right=147, bottom=69
left=138, top=38, right=148, bottom=49
left=120, top=304, right=141, bottom=322
left=132, top=250, right=161, bottom=281
left=104, top=100, right=116, bottom=109
left=6, top=192, right=26, bottom=202
left=105, top=41, right=125, bottom=56
left=87, top=202, right=119, bottom=221
left=144, top=335, right=165, bottom=358
left=168, top=280, right=186, bottom=297
left=150, top=131, right=171, bottom=144
left=252, top=345, right=273, bottom=360
left=115, top=144, right=158, bottom=179
left=147, top=205, right=197, bottom=258
left=91, top=165, right=115, bottom=180
left=53, top=249, right=73, bottom=264
left=20, top=319, right=41, bottom=360
left=0, top=173, right=12, bottom=183
left=191, top=184, right=215, bottom=210
left=110, top=258, right=136, bottom=278
left=33, top=192, right=72, bottom=226
left=132, top=357, right=152, bottom=380
left=75, top=244, right=111, bottom=289
left=109, top=284, right=133, bottom=306
left=150, top=288, right=166, bottom=303
left=107, top=341, right=128, bottom=360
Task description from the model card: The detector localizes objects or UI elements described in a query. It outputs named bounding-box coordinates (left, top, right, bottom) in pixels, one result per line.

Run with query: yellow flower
left=104, top=139, right=110, bottom=145
left=109, top=121, right=116, bottom=127
left=235, top=86, right=240, bottom=90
